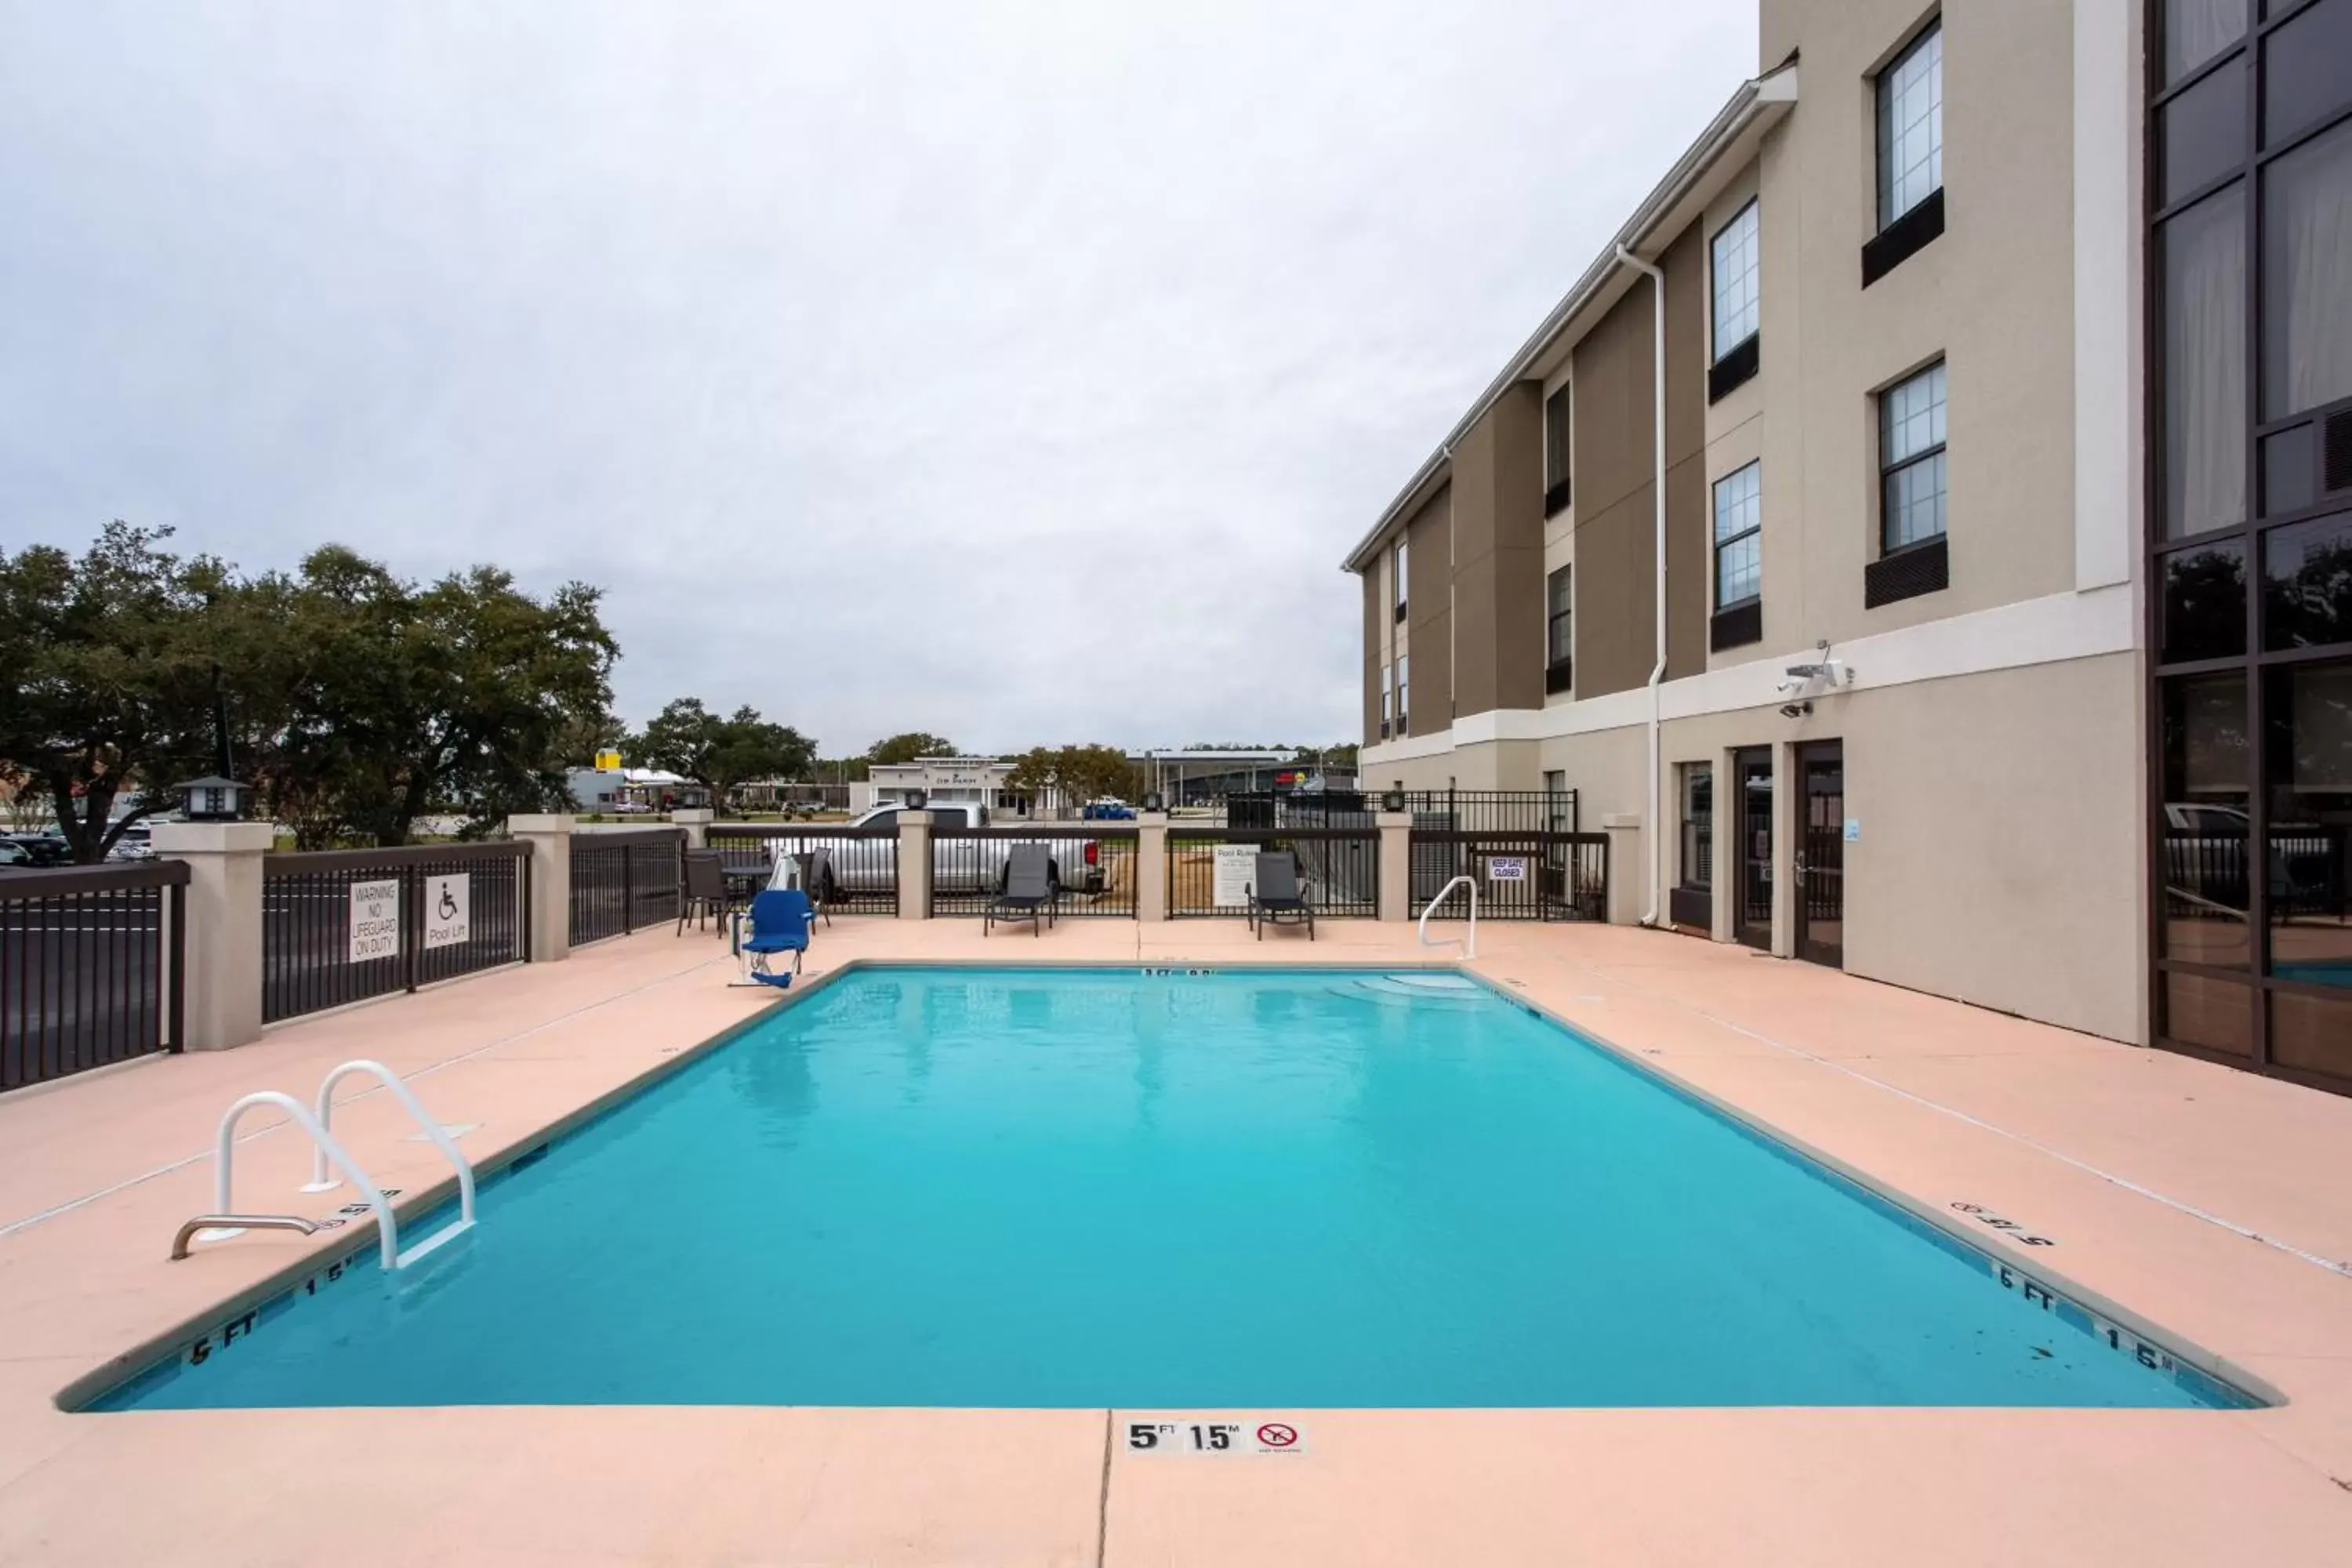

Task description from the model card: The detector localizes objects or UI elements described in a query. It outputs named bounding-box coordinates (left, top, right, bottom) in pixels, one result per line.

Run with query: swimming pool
left=87, top=966, right=2255, bottom=1410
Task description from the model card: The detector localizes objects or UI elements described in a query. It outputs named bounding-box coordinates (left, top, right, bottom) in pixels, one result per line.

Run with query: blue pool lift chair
left=740, top=888, right=815, bottom=987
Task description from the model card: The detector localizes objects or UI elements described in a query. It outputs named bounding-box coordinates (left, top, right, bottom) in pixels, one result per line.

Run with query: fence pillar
left=1602, top=813, right=1644, bottom=926
left=1376, top=811, right=1412, bottom=922
left=1136, top=813, right=1169, bottom=920
left=151, top=821, right=274, bottom=1051
left=898, top=811, right=932, bottom=918
left=672, top=808, right=714, bottom=850
left=508, top=813, right=575, bottom=960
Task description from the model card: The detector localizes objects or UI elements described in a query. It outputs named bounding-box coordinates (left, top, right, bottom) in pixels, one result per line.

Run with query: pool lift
left=171, top=1060, right=477, bottom=1269
left=1417, top=875, right=1479, bottom=960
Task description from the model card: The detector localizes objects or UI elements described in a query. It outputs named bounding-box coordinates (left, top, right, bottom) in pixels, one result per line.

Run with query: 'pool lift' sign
left=348, top=879, right=401, bottom=963
left=423, top=873, right=471, bottom=950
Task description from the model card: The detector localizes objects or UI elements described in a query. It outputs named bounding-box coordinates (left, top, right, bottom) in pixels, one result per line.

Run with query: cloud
left=0, top=0, right=1755, bottom=754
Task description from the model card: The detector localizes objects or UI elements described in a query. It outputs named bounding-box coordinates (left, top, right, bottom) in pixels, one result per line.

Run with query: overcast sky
left=0, top=2, right=1755, bottom=757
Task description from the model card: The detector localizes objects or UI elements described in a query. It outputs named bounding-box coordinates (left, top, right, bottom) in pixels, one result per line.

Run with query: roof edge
left=1339, top=60, right=1798, bottom=572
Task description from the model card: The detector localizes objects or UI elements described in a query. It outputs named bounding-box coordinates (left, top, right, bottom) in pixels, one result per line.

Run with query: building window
left=1863, top=20, right=1946, bottom=285
left=1711, top=201, right=1760, bottom=358
left=1396, top=654, right=1410, bottom=737
left=2148, top=0, right=2352, bottom=1090
left=1544, top=384, right=1573, bottom=515
left=1379, top=664, right=1392, bottom=739
left=1880, top=362, right=1948, bottom=553
left=1545, top=564, right=1573, bottom=694
left=1712, top=462, right=1762, bottom=608
left=1877, top=22, right=1943, bottom=228
left=1393, top=536, right=1409, bottom=621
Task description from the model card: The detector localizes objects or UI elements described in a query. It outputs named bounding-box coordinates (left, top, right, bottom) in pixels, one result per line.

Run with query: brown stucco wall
left=1447, top=386, right=1544, bottom=720
left=1362, top=568, right=1383, bottom=743
left=1570, top=227, right=1707, bottom=697
left=1405, top=484, right=1453, bottom=729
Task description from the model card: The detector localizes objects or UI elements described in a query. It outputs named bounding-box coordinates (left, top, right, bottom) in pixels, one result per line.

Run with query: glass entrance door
left=1735, top=748, right=1773, bottom=951
left=1798, top=741, right=1845, bottom=969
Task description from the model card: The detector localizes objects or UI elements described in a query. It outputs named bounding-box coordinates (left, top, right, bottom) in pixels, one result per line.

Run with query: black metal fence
left=930, top=827, right=1138, bottom=917
left=568, top=828, right=687, bottom=944
left=1, top=862, right=187, bottom=1093
left=263, top=842, right=530, bottom=1024
left=1165, top=827, right=1379, bottom=918
left=702, top=825, right=898, bottom=916
left=1410, top=830, right=1608, bottom=921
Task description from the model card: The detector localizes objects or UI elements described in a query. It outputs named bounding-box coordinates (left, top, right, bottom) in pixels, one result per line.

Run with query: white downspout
left=1613, top=243, right=1668, bottom=928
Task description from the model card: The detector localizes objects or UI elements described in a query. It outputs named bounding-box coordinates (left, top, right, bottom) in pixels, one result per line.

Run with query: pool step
left=1332, top=974, right=1487, bottom=1007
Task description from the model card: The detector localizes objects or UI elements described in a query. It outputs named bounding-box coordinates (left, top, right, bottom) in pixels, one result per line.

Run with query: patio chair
left=678, top=850, right=734, bottom=936
left=1247, top=851, right=1315, bottom=940
left=985, top=843, right=1055, bottom=937
left=740, top=887, right=815, bottom=986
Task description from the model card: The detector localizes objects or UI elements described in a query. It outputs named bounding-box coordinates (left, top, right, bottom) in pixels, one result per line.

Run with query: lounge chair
left=1247, top=851, right=1315, bottom=940
left=678, top=850, right=734, bottom=935
left=986, top=843, right=1055, bottom=937
left=741, top=888, right=815, bottom=985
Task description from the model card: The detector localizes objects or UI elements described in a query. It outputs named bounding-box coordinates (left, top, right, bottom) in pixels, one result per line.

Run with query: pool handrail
left=199, top=1091, right=399, bottom=1269
left=307, top=1059, right=477, bottom=1265
left=1417, top=874, right=1479, bottom=960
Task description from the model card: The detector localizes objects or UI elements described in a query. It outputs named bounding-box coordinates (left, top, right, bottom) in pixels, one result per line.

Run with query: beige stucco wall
left=1532, top=652, right=2143, bottom=1042
left=1756, top=0, right=2078, bottom=653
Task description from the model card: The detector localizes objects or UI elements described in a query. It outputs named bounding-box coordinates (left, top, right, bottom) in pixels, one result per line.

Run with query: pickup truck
left=782, top=804, right=1109, bottom=897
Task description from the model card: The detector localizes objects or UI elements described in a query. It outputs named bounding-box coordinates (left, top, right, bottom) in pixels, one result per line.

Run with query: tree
left=0, top=522, right=237, bottom=861
left=636, top=698, right=815, bottom=810
left=1003, top=744, right=1143, bottom=809
left=241, top=547, right=619, bottom=848
left=866, top=731, right=957, bottom=767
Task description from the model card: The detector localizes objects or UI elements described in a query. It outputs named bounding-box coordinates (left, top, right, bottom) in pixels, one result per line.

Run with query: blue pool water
left=93, top=967, right=2251, bottom=1410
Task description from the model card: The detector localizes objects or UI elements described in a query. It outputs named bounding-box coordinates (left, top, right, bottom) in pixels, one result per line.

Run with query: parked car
left=777, top=803, right=1108, bottom=898
left=0, top=840, right=31, bottom=869
left=105, top=823, right=154, bottom=861
left=3, top=832, right=74, bottom=867
left=1081, top=799, right=1136, bottom=821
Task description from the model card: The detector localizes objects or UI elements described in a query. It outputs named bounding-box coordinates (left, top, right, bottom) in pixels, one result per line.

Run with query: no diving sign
left=1125, top=1417, right=1305, bottom=1455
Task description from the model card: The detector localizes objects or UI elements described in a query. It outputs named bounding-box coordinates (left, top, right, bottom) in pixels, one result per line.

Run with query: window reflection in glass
left=2161, top=673, right=2252, bottom=965
left=2263, top=513, right=2352, bottom=649
left=1680, top=764, right=1714, bottom=892
left=2264, top=661, right=2352, bottom=986
left=2164, top=972, right=2254, bottom=1054
left=2273, top=989, right=2352, bottom=1076
left=2159, top=541, right=2247, bottom=663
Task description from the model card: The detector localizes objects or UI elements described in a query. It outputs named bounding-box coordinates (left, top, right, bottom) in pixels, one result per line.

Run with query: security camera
left=1779, top=700, right=1813, bottom=719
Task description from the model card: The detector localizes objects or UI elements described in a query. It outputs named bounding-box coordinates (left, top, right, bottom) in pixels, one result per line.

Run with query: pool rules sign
left=423, top=873, right=471, bottom=950
left=348, top=879, right=401, bottom=963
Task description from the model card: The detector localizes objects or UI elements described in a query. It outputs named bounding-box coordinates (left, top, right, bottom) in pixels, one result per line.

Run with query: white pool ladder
left=194, top=1091, right=401, bottom=1269
left=179, top=1062, right=477, bottom=1269
left=304, top=1059, right=477, bottom=1265
left=1417, top=875, right=1479, bottom=960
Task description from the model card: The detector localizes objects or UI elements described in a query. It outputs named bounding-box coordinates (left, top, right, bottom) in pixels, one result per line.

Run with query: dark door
left=1797, top=741, right=1845, bottom=969
left=1735, top=747, right=1773, bottom=950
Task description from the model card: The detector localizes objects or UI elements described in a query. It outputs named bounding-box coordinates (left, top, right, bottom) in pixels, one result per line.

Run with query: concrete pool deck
left=1, top=917, right=2347, bottom=1565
